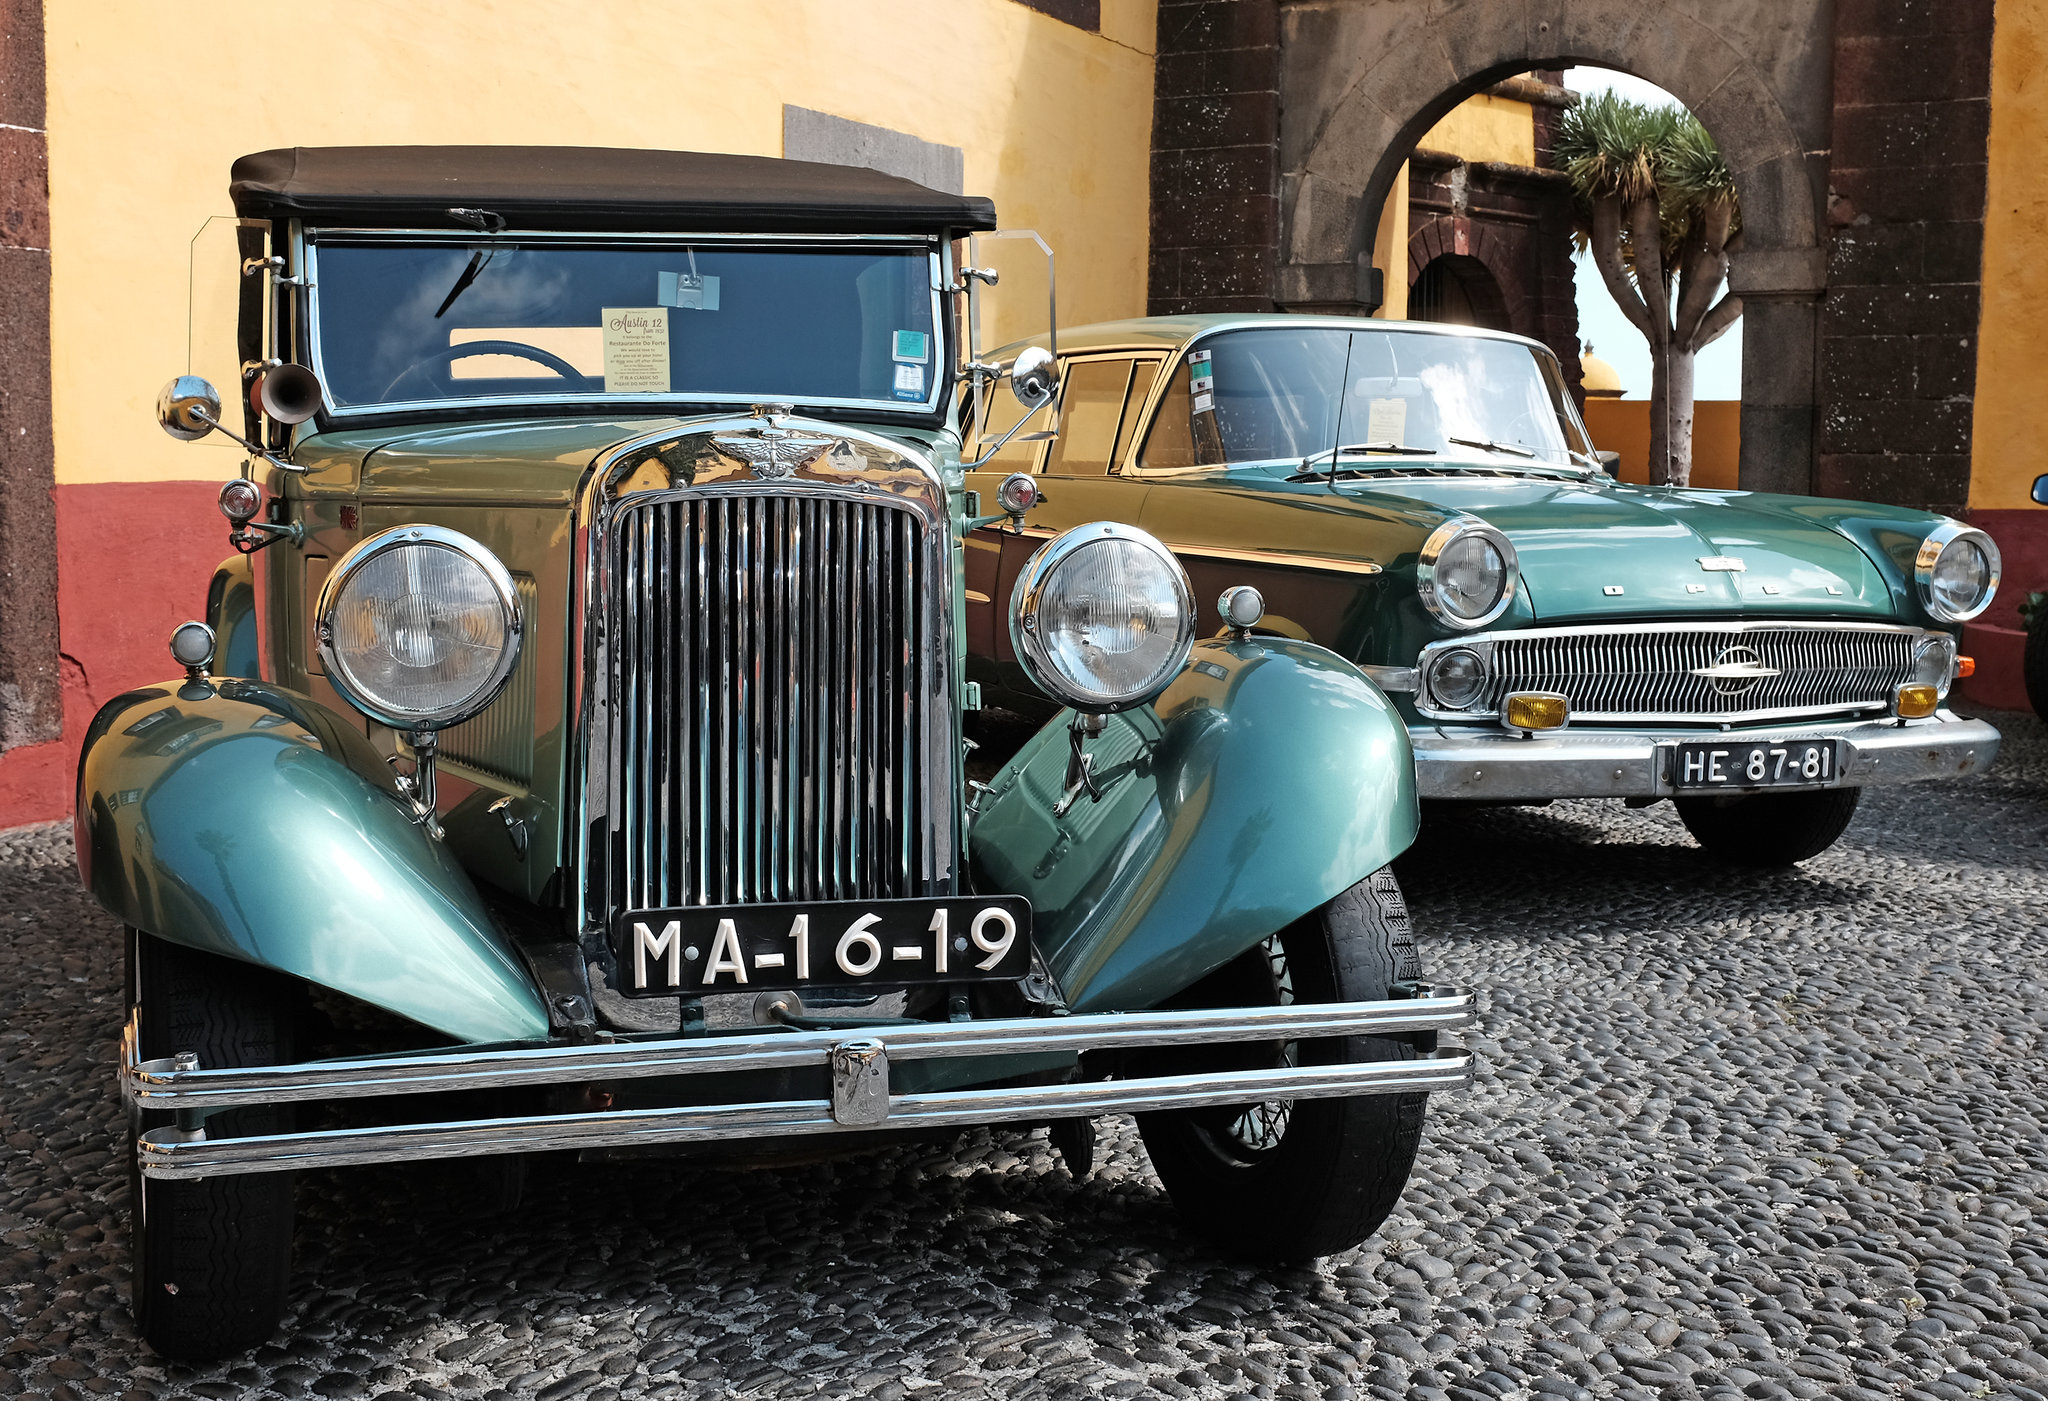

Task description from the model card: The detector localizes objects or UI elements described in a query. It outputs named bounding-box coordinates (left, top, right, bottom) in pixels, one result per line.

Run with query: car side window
left=1043, top=359, right=1137, bottom=476
left=965, top=374, right=1043, bottom=471
left=1138, top=356, right=1226, bottom=471
left=1111, top=361, right=1159, bottom=466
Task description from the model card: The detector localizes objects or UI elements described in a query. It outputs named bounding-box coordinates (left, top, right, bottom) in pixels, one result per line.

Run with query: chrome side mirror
left=157, top=376, right=223, bottom=441
left=2033, top=473, right=2048, bottom=507
left=1011, top=346, right=1057, bottom=408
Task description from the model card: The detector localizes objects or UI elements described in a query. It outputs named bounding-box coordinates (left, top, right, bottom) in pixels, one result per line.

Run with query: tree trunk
left=1662, top=346, right=1696, bottom=487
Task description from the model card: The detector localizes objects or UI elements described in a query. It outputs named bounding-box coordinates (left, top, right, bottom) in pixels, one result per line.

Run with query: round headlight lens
left=1912, top=633, right=1959, bottom=697
left=1915, top=523, right=2000, bottom=623
left=1011, top=523, right=1196, bottom=712
left=1426, top=647, right=1488, bottom=710
left=1419, top=519, right=1518, bottom=629
left=318, top=527, right=522, bottom=730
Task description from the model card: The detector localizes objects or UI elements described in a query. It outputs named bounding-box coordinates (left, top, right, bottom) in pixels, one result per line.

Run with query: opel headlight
left=317, top=526, right=523, bottom=731
left=1911, top=632, right=1959, bottom=699
left=1424, top=646, right=1490, bottom=710
left=1419, top=518, right=1518, bottom=629
left=1914, top=521, right=2000, bottom=623
left=1010, top=522, right=1195, bottom=713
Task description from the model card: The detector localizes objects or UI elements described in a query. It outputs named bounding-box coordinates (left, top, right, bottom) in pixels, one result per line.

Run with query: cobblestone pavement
left=4, top=705, right=2045, bottom=1401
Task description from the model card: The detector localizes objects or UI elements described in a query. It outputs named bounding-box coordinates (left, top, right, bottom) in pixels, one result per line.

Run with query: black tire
left=126, top=930, right=301, bottom=1360
left=2026, top=606, right=2048, bottom=720
left=1674, top=786, right=1862, bottom=866
left=1136, top=867, right=1427, bottom=1262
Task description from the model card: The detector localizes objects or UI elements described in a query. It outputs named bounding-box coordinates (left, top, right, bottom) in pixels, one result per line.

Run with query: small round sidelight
left=218, top=478, right=263, bottom=523
left=168, top=621, right=216, bottom=675
left=995, top=472, right=1040, bottom=516
left=1218, top=585, right=1265, bottom=632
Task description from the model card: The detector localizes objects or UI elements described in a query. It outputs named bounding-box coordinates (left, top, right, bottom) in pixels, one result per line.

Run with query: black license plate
left=1673, top=739, right=1843, bottom=790
left=613, top=896, right=1033, bottom=997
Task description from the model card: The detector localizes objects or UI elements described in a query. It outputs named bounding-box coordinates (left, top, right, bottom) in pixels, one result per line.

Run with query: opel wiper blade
left=1339, top=441, right=1440, bottom=455
left=1447, top=435, right=1537, bottom=459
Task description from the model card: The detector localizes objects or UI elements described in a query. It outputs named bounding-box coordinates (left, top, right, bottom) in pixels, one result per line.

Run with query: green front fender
left=969, top=637, right=1417, bottom=1013
left=75, top=679, right=548, bottom=1044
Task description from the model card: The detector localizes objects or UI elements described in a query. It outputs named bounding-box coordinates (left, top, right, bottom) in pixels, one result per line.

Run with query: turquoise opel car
left=76, top=150, right=1474, bottom=1359
left=965, top=316, right=2001, bottom=866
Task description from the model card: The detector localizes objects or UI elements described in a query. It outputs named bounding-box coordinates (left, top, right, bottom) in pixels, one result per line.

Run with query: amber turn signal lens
left=1503, top=692, right=1569, bottom=731
left=1894, top=683, right=1940, bottom=719
left=1956, top=655, right=1976, bottom=678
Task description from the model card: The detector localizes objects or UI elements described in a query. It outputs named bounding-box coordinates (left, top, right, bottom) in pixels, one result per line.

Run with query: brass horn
left=254, top=363, right=325, bottom=424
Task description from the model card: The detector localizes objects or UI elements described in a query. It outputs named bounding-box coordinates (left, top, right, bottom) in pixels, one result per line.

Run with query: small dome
left=1580, top=348, right=1624, bottom=398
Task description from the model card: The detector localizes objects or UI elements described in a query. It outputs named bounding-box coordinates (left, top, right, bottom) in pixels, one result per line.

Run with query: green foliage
left=1552, top=89, right=1740, bottom=277
left=2020, top=590, right=2046, bottom=630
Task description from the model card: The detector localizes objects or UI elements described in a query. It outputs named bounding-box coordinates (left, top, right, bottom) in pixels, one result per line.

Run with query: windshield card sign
left=656, top=271, right=720, bottom=311
left=891, top=329, right=929, bottom=363
left=602, top=307, right=671, bottom=393
left=615, top=896, right=1034, bottom=996
left=1366, top=397, right=1408, bottom=445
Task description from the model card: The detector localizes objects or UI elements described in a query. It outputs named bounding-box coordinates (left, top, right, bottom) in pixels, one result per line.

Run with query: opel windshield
left=305, top=234, right=945, bottom=417
left=1138, top=325, right=1595, bottom=472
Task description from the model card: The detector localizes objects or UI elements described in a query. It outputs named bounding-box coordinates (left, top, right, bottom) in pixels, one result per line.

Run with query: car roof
left=1001, top=313, right=1559, bottom=360
left=229, top=146, right=999, bottom=234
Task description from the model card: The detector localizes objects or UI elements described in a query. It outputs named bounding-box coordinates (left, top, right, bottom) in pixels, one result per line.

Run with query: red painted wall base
left=0, top=481, right=228, bottom=828
left=1961, top=508, right=2048, bottom=713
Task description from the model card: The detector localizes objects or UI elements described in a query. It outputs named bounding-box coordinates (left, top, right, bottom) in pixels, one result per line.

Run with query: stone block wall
left=1818, top=0, right=1995, bottom=516
left=0, top=0, right=57, bottom=752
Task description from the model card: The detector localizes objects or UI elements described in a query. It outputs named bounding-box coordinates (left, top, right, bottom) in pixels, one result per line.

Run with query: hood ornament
left=714, top=406, right=833, bottom=481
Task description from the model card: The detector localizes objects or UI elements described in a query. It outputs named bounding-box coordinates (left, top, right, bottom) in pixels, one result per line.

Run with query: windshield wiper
left=432, top=249, right=491, bottom=319
left=433, top=206, right=508, bottom=320
left=1447, top=435, right=1537, bottom=459
left=1287, top=442, right=1443, bottom=481
left=1338, top=441, right=1440, bottom=455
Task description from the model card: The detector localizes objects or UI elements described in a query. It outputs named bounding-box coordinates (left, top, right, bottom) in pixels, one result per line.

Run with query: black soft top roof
left=229, top=146, right=998, bottom=234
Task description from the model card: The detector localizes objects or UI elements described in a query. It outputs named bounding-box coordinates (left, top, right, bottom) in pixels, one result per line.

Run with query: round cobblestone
left=2, top=705, right=2044, bottom=1399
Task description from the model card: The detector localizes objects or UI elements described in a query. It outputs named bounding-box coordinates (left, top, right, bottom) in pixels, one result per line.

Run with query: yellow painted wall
left=1371, top=164, right=1410, bottom=319
left=45, top=0, right=1157, bottom=486
left=1969, top=0, right=2048, bottom=511
left=1418, top=93, right=1536, bottom=168
left=1582, top=399, right=1741, bottom=491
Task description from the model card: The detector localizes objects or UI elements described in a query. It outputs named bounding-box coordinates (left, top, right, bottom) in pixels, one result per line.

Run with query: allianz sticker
left=892, top=329, right=930, bottom=363
left=893, top=363, right=927, bottom=401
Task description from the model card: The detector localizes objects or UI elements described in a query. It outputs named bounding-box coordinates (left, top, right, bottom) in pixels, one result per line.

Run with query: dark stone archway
left=1272, top=0, right=1832, bottom=496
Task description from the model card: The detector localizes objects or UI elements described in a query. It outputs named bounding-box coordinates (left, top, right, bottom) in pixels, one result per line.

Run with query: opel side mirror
left=2032, top=473, right=2048, bottom=507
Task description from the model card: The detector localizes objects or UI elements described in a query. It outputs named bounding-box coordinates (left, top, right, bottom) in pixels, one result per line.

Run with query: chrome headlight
left=316, top=526, right=523, bottom=731
left=1911, top=632, right=1959, bottom=699
left=1010, top=522, right=1195, bottom=713
left=1418, top=518, right=1518, bottom=630
left=1914, top=521, right=2000, bottom=623
left=1424, top=646, right=1490, bottom=710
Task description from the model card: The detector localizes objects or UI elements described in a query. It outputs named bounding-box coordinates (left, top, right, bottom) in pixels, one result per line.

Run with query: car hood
left=1336, top=474, right=1903, bottom=621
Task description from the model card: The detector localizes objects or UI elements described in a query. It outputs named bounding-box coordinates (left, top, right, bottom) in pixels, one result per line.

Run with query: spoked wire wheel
left=1216, top=934, right=1296, bottom=1157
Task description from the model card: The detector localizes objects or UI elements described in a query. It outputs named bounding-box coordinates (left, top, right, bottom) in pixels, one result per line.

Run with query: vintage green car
left=963, top=315, right=2002, bottom=866
left=76, top=149, right=1474, bottom=1359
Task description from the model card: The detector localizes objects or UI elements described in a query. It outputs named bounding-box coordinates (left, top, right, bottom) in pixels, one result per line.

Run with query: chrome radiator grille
left=596, top=492, right=941, bottom=911
left=1426, top=623, right=1925, bottom=724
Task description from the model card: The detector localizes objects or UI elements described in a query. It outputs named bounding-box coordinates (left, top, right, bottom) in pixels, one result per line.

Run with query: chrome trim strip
left=1411, top=711, right=2000, bottom=799
left=1414, top=620, right=1944, bottom=724
left=135, top=1047, right=1474, bottom=1179
left=124, top=994, right=1476, bottom=1108
left=1168, top=540, right=1384, bottom=577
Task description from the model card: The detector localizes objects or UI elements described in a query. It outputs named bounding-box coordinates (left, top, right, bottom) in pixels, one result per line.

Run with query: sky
left=1561, top=67, right=1744, bottom=401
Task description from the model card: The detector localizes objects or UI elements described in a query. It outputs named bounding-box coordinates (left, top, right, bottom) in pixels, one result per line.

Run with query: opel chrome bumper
left=1412, top=710, right=2000, bottom=801
left=121, top=994, right=1476, bottom=1180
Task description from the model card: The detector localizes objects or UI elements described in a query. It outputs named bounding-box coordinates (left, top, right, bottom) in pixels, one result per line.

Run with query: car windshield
left=306, top=236, right=943, bottom=414
left=1139, top=325, right=1592, bottom=471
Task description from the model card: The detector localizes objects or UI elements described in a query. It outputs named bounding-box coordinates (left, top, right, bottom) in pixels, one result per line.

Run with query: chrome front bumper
left=121, top=994, right=1476, bottom=1180
left=1412, top=710, right=2000, bottom=801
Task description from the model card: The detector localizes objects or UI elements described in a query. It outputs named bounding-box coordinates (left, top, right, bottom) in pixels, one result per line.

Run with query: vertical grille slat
left=1464, top=624, right=1927, bottom=724
left=602, top=491, right=935, bottom=912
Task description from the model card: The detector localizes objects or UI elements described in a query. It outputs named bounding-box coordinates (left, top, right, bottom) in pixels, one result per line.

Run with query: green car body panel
left=971, top=636, right=1416, bottom=1012
left=75, top=678, right=549, bottom=1044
